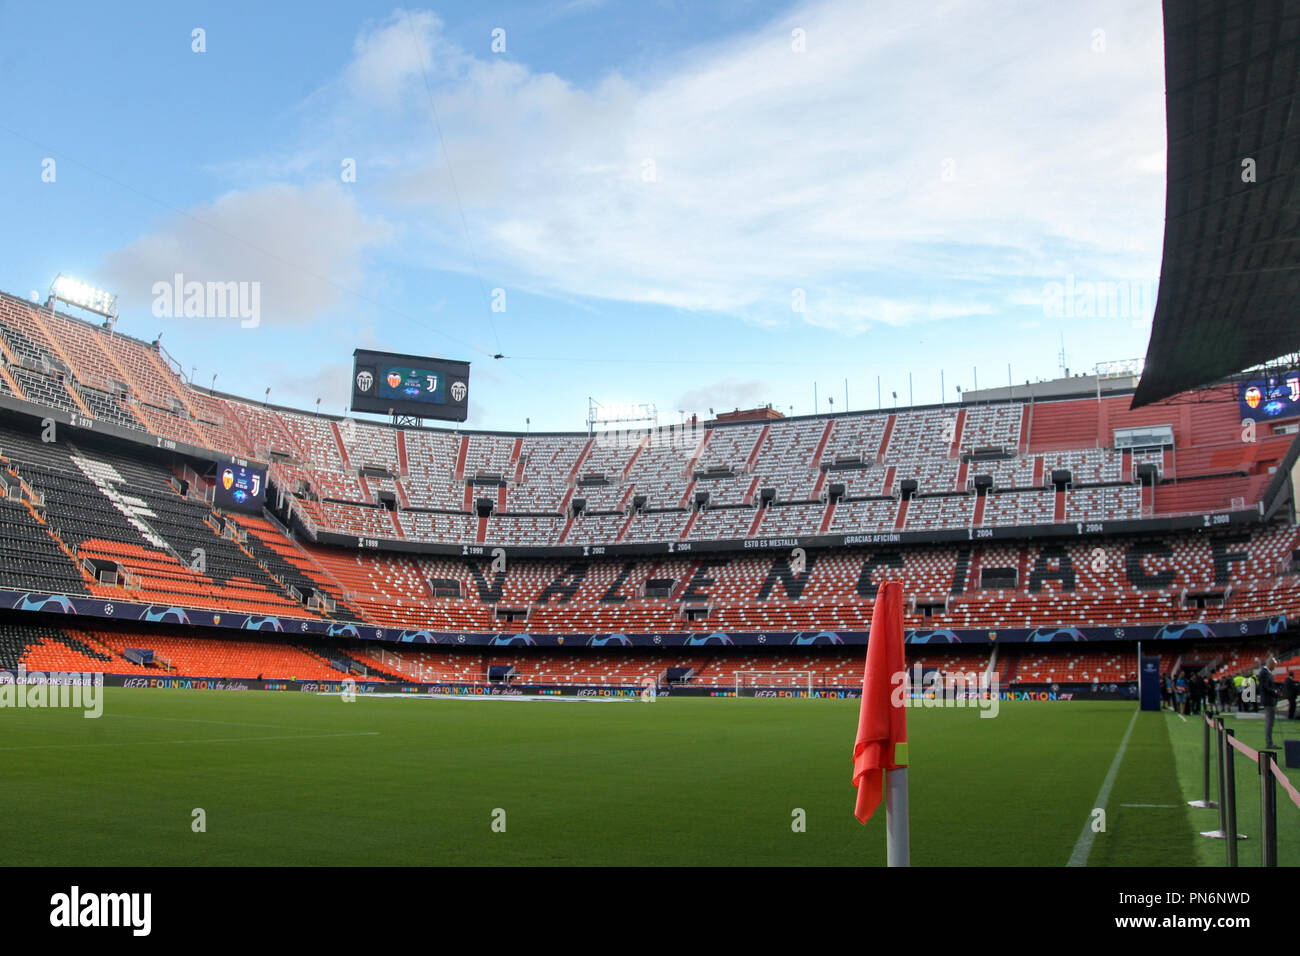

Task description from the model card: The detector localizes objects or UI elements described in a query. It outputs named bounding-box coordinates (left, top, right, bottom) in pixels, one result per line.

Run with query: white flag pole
left=886, top=766, right=910, bottom=866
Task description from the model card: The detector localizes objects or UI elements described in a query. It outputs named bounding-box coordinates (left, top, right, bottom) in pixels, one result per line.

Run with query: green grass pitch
left=1, top=689, right=1296, bottom=866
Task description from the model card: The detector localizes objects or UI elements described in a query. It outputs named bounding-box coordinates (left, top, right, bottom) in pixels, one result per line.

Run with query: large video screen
left=1239, top=371, right=1300, bottom=422
left=351, top=349, right=470, bottom=422
left=213, top=458, right=267, bottom=514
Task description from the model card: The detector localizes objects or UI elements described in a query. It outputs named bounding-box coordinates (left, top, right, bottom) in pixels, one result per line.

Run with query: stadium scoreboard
left=214, top=458, right=267, bottom=513
left=351, top=349, right=470, bottom=422
left=1239, top=370, right=1300, bottom=422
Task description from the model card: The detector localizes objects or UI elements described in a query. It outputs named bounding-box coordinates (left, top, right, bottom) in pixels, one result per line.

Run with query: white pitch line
left=1067, top=707, right=1140, bottom=867
left=0, top=731, right=380, bottom=752
left=101, top=713, right=298, bottom=730
left=1120, top=804, right=1180, bottom=808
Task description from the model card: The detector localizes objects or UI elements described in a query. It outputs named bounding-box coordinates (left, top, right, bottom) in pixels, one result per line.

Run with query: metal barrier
left=1194, top=709, right=1296, bottom=866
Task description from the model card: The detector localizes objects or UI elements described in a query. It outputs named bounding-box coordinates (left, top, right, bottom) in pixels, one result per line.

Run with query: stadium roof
left=1132, top=0, right=1300, bottom=408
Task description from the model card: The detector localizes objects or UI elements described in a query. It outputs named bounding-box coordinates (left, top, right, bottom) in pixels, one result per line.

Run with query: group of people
left=1163, top=657, right=1296, bottom=751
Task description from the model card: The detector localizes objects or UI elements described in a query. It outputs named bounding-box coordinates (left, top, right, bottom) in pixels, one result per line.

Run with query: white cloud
left=323, top=0, right=1166, bottom=332
left=120, top=0, right=1166, bottom=346
left=100, top=183, right=391, bottom=326
left=264, top=361, right=353, bottom=410
left=345, top=10, right=467, bottom=109
left=802, top=296, right=996, bottom=335
left=675, top=378, right=774, bottom=416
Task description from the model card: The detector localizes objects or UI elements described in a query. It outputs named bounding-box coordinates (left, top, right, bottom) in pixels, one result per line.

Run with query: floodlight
left=49, top=274, right=118, bottom=320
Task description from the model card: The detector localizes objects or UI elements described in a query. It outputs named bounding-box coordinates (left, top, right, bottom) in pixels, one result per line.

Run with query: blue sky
left=0, top=0, right=1167, bottom=431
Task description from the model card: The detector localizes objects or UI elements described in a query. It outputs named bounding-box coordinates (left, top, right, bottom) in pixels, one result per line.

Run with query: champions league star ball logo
left=451, top=380, right=467, bottom=402
left=221, top=468, right=234, bottom=491
left=355, top=370, right=373, bottom=393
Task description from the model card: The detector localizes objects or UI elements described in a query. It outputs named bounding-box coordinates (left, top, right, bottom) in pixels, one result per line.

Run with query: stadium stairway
left=232, top=514, right=359, bottom=618
left=0, top=622, right=58, bottom=670
left=0, top=495, right=96, bottom=595
left=292, top=643, right=356, bottom=677
left=21, top=631, right=114, bottom=673
left=76, top=629, right=168, bottom=674
left=24, top=495, right=98, bottom=587
left=293, top=643, right=402, bottom=682
left=344, top=646, right=415, bottom=682
left=998, top=654, right=1018, bottom=684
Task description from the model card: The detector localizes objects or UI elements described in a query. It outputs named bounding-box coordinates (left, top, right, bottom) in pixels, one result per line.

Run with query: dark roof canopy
left=1133, top=0, right=1300, bottom=408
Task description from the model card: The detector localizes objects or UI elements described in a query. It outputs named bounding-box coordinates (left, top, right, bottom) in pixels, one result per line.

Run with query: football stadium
left=1, top=0, right=1298, bottom=931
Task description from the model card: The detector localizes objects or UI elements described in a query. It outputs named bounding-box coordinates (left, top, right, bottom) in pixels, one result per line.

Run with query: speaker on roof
left=475, top=497, right=494, bottom=517
left=759, top=487, right=776, bottom=506
left=1135, top=462, right=1160, bottom=485
left=972, top=474, right=993, bottom=493
left=1050, top=469, right=1072, bottom=488
left=898, top=479, right=918, bottom=499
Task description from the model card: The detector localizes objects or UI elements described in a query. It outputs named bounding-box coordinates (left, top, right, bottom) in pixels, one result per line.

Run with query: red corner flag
left=852, top=579, right=908, bottom=824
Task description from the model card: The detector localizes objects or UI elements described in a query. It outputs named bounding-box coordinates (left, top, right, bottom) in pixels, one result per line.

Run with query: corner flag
left=852, top=580, right=909, bottom=857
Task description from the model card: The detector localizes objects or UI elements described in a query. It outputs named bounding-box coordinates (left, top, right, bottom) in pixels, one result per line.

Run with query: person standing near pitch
left=1259, top=657, right=1279, bottom=749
